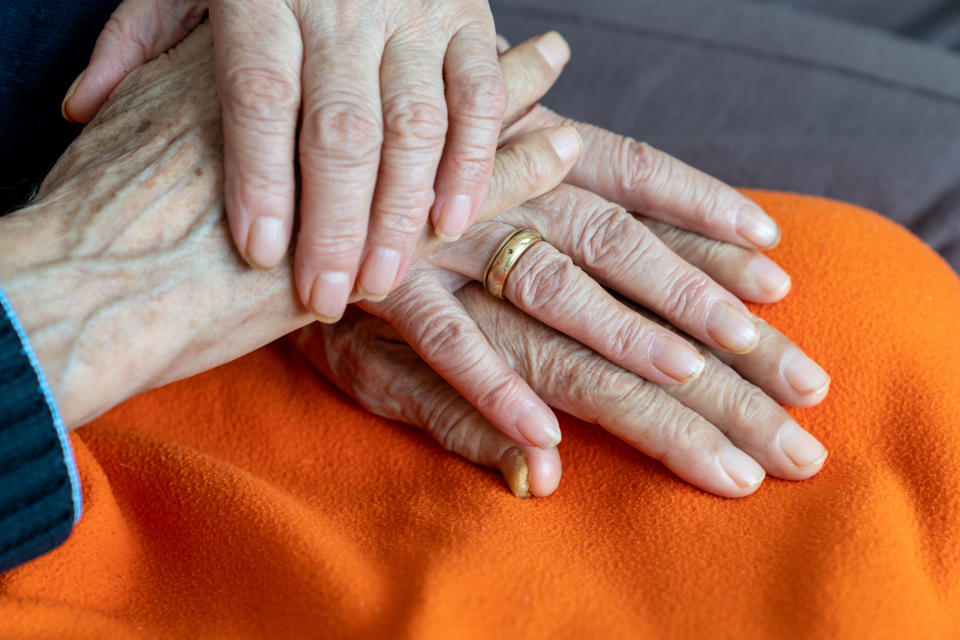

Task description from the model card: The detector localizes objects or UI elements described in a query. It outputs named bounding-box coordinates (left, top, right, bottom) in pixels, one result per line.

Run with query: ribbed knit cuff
left=0, top=286, right=81, bottom=573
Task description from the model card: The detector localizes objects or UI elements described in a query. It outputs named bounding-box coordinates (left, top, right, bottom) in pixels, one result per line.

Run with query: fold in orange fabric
left=2, top=192, right=960, bottom=638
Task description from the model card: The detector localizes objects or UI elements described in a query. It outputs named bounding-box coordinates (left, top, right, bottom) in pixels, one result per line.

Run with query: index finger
left=569, top=122, right=781, bottom=250
left=506, top=107, right=782, bottom=251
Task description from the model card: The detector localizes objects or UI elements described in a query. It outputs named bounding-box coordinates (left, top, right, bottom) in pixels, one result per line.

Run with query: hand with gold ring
left=298, top=182, right=830, bottom=498
left=482, top=229, right=543, bottom=299
left=290, top=34, right=828, bottom=498
left=296, top=209, right=830, bottom=498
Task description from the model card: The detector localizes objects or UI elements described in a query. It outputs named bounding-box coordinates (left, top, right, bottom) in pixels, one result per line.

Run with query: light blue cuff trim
left=0, top=287, right=82, bottom=525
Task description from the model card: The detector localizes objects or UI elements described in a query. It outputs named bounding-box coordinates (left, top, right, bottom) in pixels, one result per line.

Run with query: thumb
left=62, top=0, right=207, bottom=123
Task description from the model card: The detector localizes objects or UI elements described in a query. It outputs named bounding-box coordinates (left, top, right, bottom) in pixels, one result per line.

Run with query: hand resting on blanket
left=0, top=23, right=828, bottom=500
left=0, top=25, right=574, bottom=429
left=296, top=197, right=830, bottom=499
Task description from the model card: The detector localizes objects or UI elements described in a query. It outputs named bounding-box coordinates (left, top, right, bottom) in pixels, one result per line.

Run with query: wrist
left=0, top=202, right=147, bottom=428
left=0, top=182, right=318, bottom=429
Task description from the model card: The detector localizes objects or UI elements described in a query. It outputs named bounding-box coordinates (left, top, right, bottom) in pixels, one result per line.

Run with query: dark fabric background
left=0, top=0, right=119, bottom=212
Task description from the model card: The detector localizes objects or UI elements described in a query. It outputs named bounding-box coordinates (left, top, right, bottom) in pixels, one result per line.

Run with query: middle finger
left=357, top=33, right=448, bottom=300
left=296, top=14, right=384, bottom=321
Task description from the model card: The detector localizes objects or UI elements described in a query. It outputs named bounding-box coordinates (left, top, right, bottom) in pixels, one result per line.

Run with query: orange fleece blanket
left=2, top=192, right=960, bottom=639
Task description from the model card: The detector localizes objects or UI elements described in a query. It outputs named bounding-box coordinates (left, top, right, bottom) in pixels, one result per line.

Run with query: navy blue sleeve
left=0, top=287, right=82, bottom=573
left=0, top=0, right=116, bottom=572
left=0, top=0, right=120, bottom=215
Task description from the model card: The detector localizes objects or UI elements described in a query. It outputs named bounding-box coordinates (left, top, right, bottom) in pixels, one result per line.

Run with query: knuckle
left=660, top=267, right=712, bottom=319
left=427, top=407, right=473, bottom=454
left=382, top=97, right=447, bottom=146
left=302, top=100, right=383, bottom=163
left=409, top=309, right=474, bottom=364
left=371, top=207, right=430, bottom=242
left=660, top=412, right=712, bottom=458
left=580, top=205, right=655, bottom=274
left=299, top=223, right=367, bottom=260
left=566, top=363, right=637, bottom=424
left=445, top=142, right=497, bottom=185
left=595, top=367, right=648, bottom=408
left=222, top=66, right=299, bottom=122
left=420, top=391, right=465, bottom=449
left=617, top=138, right=664, bottom=201
left=450, top=66, right=508, bottom=124
left=725, top=384, right=770, bottom=425
left=509, top=247, right=579, bottom=314
left=472, top=373, right=523, bottom=417
left=606, top=316, right=649, bottom=364
left=684, top=182, right=732, bottom=230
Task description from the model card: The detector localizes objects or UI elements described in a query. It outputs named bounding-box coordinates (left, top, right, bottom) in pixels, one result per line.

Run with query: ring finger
left=436, top=220, right=710, bottom=385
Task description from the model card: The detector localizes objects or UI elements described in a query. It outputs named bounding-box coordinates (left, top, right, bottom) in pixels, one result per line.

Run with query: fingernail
left=748, top=255, right=791, bottom=297
left=435, top=194, right=472, bottom=242
left=308, top=271, right=351, bottom=323
left=246, top=217, right=286, bottom=269
left=548, top=126, right=581, bottom=162
left=706, top=302, right=759, bottom=353
left=783, top=350, right=831, bottom=395
left=737, top=202, right=780, bottom=249
left=357, top=247, right=402, bottom=299
left=61, top=71, right=83, bottom=122
left=516, top=403, right=561, bottom=449
left=650, top=336, right=705, bottom=383
left=536, top=31, right=570, bottom=69
left=499, top=447, right=532, bottom=498
left=720, top=445, right=765, bottom=490
left=778, top=421, right=828, bottom=468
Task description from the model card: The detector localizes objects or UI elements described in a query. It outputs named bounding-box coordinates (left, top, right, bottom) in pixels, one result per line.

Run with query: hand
left=61, top=0, right=528, bottom=319
left=308, top=37, right=815, bottom=453
left=3, top=25, right=577, bottom=428
left=349, top=165, right=807, bottom=452
left=344, top=183, right=828, bottom=469
left=296, top=222, right=830, bottom=499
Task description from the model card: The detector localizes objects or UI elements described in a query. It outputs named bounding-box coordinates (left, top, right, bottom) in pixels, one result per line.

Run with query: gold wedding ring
left=482, top=229, right=542, bottom=299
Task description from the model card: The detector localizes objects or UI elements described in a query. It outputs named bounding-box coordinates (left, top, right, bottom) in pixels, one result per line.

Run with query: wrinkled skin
left=63, top=0, right=512, bottom=317
left=5, top=23, right=828, bottom=501
left=299, top=187, right=830, bottom=499
left=0, top=25, right=577, bottom=428
left=64, top=0, right=783, bottom=321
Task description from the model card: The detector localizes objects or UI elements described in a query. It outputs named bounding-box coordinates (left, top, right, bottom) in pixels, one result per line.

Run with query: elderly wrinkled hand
left=0, top=25, right=576, bottom=429
left=296, top=213, right=830, bottom=498
left=325, top=77, right=829, bottom=466
left=62, top=4, right=789, bottom=327
left=62, top=0, right=519, bottom=319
